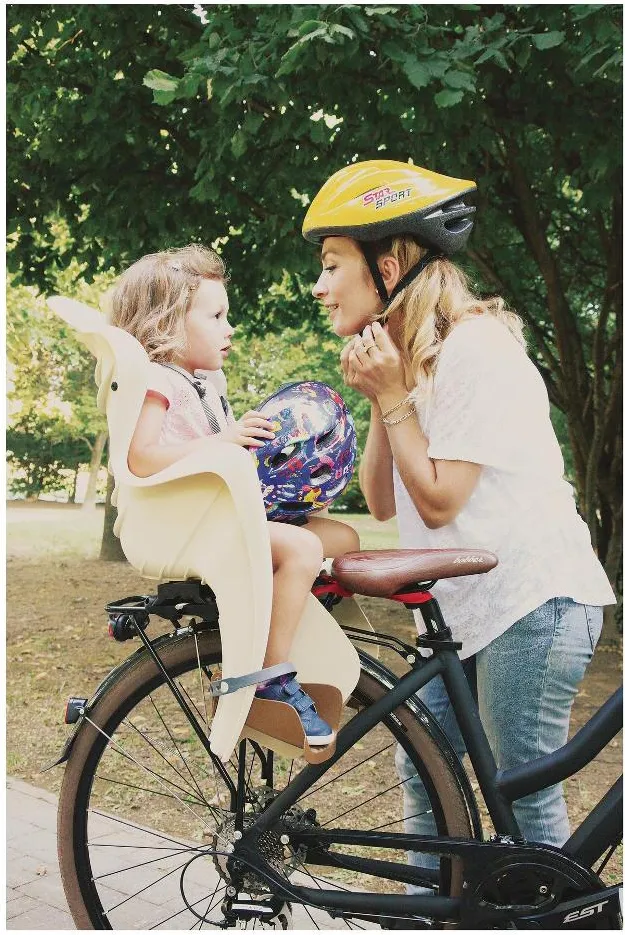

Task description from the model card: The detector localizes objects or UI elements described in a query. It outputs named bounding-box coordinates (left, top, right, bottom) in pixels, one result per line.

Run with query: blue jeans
left=395, top=598, right=603, bottom=889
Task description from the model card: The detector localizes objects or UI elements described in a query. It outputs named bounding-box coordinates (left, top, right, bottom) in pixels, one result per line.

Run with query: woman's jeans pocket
left=585, top=604, right=604, bottom=652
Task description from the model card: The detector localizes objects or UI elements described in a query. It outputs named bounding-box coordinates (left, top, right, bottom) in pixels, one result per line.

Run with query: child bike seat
left=48, top=296, right=360, bottom=763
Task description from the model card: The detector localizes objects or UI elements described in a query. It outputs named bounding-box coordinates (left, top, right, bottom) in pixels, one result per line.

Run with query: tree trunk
left=69, top=467, right=79, bottom=503
left=99, top=472, right=126, bottom=562
left=82, top=430, right=107, bottom=510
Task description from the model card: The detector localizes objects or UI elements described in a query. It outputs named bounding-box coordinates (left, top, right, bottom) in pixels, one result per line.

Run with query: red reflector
left=389, top=590, right=433, bottom=604
left=312, top=580, right=354, bottom=599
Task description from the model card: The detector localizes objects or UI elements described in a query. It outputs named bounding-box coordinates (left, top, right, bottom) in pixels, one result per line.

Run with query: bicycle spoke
left=177, top=677, right=240, bottom=799
left=303, top=906, right=321, bottom=929
left=368, top=805, right=433, bottom=832
left=148, top=885, right=226, bottom=929
left=84, top=717, right=216, bottom=836
left=147, top=691, right=208, bottom=802
left=103, top=727, right=210, bottom=809
left=95, top=773, right=207, bottom=808
left=195, top=633, right=213, bottom=735
left=93, top=847, right=198, bottom=881
left=87, top=807, right=208, bottom=851
left=91, top=842, right=198, bottom=850
left=123, top=716, right=211, bottom=807
left=320, top=774, right=415, bottom=827
left=299, top=742, right=394, bottom=802
left=104, top=857, right=191, bottom=914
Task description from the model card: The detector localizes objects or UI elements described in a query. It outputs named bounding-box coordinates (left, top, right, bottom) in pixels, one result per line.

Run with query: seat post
left=415, top=596, right=455, bottom=642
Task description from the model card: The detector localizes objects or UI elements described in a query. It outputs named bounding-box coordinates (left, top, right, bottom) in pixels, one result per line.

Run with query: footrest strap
left=210, top=662, right=296, bottom=697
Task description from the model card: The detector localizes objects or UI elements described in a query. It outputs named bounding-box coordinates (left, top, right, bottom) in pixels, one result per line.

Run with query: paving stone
left=9, top=829, right=59, bottom=863
left=7, top=778, right=58, bottom=805
left=7, top=794, right=60, bottom=830
left=6, top=853, right=52, bottom=889
left=6, top=818, right=42, bottom=843
left=6, top=894, right=39, bottom=920
left=6, top=903, right=75, bottom=930
left=5, top=779, right=364, bottom=930
left=11, top=873, right=71, bottom=913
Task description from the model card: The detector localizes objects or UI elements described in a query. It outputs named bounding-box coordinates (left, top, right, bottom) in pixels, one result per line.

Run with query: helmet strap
left=360, top=242, right=390, bottom=303
left=388, top=251, right=443, bottom=304
left=359, top=244, right=443, bottom=314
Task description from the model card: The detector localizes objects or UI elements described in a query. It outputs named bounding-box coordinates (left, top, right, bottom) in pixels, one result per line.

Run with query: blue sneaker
left=256, top=676, right=333, bottom=746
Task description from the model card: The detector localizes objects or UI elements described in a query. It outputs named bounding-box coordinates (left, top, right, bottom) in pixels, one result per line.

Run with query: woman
left=302, top=160, right=615, bottom=877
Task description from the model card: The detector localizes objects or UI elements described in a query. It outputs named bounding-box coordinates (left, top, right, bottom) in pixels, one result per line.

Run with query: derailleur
left=220, top=893, right=292, bottom=930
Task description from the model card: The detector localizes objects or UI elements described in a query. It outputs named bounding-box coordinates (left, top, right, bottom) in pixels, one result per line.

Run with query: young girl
left=303, top=160, right=615, bottom=869
left=110, top=243, right=360, bottom=745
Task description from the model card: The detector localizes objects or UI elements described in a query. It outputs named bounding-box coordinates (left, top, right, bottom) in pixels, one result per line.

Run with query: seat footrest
left=243, top=683, right=343, bottom=764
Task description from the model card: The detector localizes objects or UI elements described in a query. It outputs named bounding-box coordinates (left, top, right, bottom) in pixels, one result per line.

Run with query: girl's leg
left=305, top=515, right=360, bottom=557
left=264, top=522, right=323, bottom=667
left=477, top=598, right=603, bottom=846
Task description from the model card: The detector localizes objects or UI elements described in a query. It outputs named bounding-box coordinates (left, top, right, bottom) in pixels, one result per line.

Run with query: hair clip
left=171, top=263, right=181, bottom=272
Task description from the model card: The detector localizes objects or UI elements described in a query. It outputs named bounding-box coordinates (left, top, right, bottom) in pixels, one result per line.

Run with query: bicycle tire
left=57, top=629, right=476, bottom=929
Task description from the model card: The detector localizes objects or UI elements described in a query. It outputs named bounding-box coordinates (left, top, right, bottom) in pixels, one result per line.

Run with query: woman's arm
left=358, top=400, right=396, bottom=521
left=343, top=323, right=481, bottom=529
left=375, top=388, right=481, bottom=529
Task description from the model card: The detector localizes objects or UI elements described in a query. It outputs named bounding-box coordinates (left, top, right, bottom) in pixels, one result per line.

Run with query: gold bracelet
left=380, top=394, right=413, bottom=419
left=381, top=406, right=417, bottom=426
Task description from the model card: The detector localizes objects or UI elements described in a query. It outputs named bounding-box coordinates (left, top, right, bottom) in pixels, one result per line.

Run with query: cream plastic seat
left=48, top=296, right=361, bottom=762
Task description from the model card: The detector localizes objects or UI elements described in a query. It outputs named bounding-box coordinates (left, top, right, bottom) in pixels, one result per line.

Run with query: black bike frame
left=234, top=596, right=621, bottom=920
left=250, top=603, right=621, bottom=839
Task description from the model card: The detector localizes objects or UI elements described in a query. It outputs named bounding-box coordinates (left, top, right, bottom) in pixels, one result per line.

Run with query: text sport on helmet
left=252, top=381, right=357, bottom=524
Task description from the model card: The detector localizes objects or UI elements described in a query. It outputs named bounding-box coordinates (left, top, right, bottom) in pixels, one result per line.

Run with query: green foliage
left=7, top=410, right=92, bottom=498
left=7, top=267, right=110, bottom=498
left=6, top=5, right=622, bottom=576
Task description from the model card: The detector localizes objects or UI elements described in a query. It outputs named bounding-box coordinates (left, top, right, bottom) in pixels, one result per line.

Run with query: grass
left=6, top=505, right=397, bottom=558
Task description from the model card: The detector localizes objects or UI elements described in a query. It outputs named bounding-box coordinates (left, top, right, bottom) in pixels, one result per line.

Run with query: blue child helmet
left=252, top=381, right=357, bottom=524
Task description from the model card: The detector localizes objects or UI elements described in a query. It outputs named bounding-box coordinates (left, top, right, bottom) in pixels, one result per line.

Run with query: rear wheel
left=58, top=630, right=476, bottom=929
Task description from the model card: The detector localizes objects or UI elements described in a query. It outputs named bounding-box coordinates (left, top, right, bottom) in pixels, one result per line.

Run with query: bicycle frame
left=229, top=595, right=622, bottom=922
left=64, top=582, right=620, bottom=927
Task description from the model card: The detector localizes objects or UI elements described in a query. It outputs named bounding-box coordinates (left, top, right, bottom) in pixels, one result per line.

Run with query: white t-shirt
left=393, top=316, right=615, bottom=659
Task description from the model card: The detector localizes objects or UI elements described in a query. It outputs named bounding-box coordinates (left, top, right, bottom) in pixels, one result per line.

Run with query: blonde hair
left=372, top=237, right=525, bottom=403
left=109, top=244, right=228, bottom=363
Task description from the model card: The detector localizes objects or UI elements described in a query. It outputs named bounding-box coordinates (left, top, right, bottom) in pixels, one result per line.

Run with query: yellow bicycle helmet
left=302, top=160, right=477, bottom=304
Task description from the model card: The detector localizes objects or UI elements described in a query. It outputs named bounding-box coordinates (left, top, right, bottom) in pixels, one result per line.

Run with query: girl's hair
left=371, top=236, right=525, bottom=403
left=109, top=244, right=228, bottom=363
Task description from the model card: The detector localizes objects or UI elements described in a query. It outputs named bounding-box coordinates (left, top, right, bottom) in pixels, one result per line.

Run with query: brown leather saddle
left=332, top=548, right=498, bottom=599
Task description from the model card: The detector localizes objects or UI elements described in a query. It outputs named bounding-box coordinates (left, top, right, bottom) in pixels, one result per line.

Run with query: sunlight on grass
left=6, top=504, right=398, bottom=558
left=7, top=505, right=104, bottom=559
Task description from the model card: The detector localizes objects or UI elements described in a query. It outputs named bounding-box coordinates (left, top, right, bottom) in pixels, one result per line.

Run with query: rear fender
left=357, top=649, right=483, bottom=841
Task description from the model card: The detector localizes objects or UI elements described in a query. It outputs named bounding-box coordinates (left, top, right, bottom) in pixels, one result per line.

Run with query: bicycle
left=49, top=549, right=622, bottom=930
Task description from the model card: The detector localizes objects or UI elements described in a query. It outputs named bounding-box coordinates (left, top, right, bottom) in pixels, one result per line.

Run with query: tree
left=7, top=270, right=110, bottom=503
left=7, top=5, right=622, bottom=622
left=6, top=411, right=93, bottom=499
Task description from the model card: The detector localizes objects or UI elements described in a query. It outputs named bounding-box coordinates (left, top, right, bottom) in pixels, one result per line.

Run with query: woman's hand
left=220, top=411, right=276, bottom=448
left=340, top=321, right=407, bottom=401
